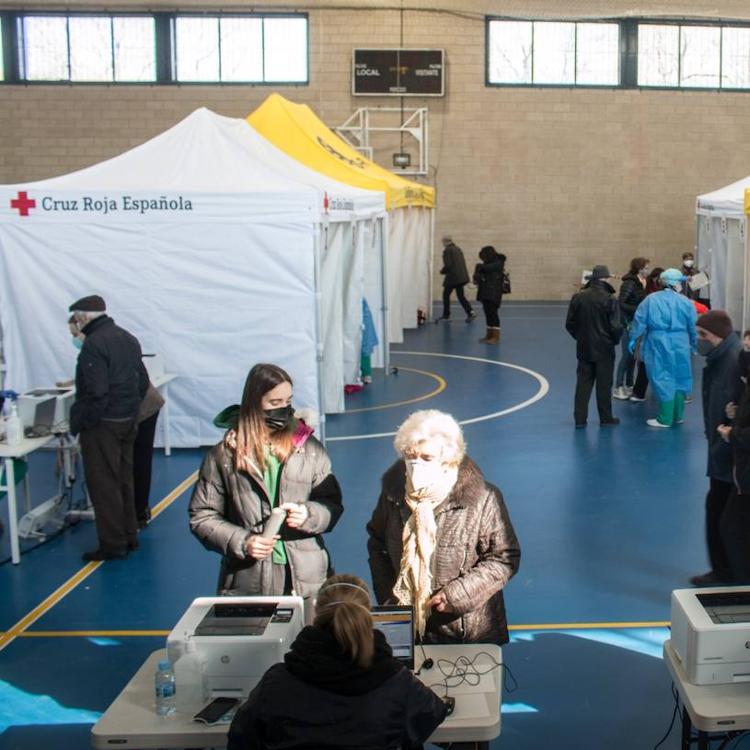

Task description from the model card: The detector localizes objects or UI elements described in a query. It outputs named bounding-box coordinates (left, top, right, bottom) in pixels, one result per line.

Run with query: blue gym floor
left=0, top=302, right=722, bottom=749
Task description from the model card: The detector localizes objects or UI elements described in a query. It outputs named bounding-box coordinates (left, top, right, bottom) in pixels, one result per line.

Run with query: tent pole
left=380, top=214, right=390, bottom=377
left=313, top=225, right=326, bottom=444
left=744, top=217, right=749, bottom=332
left=429, top=207, right=436, bottom=322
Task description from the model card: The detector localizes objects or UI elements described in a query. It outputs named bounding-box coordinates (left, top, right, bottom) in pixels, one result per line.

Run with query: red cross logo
left=10, top=191, right=36, bottom=217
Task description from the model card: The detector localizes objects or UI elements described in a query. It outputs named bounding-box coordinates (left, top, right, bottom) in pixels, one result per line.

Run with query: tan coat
left=367, top=456, right=520, bottom=645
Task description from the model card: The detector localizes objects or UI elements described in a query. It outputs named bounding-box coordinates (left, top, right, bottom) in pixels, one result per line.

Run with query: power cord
left=425, top=651, right=512, bottom=698
left=415, top=638, right=434, bottom=675
left=653, top=683, right=679, bottom=750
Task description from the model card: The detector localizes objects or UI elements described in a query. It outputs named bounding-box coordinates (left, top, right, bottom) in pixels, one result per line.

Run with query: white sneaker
left=647, top=418, right=670, bottom=428
left=613, top=386, right=629, bottom=400
left=629, top=394, right=646, bottom=402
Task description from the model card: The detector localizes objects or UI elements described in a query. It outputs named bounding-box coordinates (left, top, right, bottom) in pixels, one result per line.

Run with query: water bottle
left=155, top=660, right=176, bottom=717
left=5, top=403, right=23, bottom=446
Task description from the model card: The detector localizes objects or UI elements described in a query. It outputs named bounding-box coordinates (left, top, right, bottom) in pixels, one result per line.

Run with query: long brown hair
left=234, top=363, right=295, bottom=472
left=314, top=574, right=374, bottom=669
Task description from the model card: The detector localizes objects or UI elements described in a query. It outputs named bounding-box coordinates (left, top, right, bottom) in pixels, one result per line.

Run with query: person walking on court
left=628, top=268, right=696, bottom=428
left=613, top=257, right=649, bottom=400
left=473, top=245, right=506, bottom=344
left=566, top=265, right=622, bottom=428
left=691, top=310, right=742, bottom=586
left=440, top=236, right=476, bottom=322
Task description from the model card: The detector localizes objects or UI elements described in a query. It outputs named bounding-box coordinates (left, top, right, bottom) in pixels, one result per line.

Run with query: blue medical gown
left=629, top=290, right=697, bottom=402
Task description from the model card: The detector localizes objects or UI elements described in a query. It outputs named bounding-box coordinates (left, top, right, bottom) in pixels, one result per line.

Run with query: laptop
left=25, top=397, right=56, bottom=438
left=371, top=605, right=415, bottom=670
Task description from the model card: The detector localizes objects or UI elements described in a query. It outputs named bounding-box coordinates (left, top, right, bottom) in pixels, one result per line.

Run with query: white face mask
left=683, top=259, right=694, bottom=268
left=405, top=459, right=447, bottom=493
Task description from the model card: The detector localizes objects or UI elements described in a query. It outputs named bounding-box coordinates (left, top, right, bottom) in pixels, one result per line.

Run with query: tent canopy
left=0, top=108, right=365, bottom=446
left=696, top=174, right=750, bottom=218
left=247, top=93, right=435, bottom=210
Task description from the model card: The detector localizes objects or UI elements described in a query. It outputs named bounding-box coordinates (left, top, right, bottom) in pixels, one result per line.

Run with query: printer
left=167, top=596, right=304, bottom=701
left=671, top=586, right=750, bottom=685
left=18, top=388, right=74, bottom=430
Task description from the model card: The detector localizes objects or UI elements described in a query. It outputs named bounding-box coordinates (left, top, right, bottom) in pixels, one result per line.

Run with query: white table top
left=663, top=640, right=750, bottom=732
left=0, top=433, right=55, bottom=460
left=92, top=644, right=501, bottom=749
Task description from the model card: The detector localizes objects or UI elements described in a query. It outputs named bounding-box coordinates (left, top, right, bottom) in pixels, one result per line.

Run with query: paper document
left=689, top=272, right=709, bottom=291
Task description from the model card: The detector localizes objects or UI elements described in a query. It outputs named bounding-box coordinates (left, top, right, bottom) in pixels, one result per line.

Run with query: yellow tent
left=247, top=93, right=434, bottom=210
left=248, top=93, right=435, bottom=342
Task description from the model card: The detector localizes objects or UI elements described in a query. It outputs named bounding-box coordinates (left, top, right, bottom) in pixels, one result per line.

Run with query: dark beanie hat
left=69, top=295, right=106, bottom=312
left=697, top=310, right=733, bottom=340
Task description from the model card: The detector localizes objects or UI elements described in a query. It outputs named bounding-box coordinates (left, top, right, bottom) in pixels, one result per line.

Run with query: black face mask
left=739, top=351, right=750, bottom=380
left=264, top=405, right=293, bottom=431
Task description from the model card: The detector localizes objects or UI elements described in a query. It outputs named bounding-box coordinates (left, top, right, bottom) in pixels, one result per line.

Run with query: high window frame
left=0, top=10, right=309, bottom=85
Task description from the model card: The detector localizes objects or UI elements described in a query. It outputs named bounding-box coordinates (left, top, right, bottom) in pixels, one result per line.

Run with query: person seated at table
left=189, top=363, right=343, bottom=599
left=367, top=409, right=521, bottom=646
left=227, top=573, right=447, bottom=750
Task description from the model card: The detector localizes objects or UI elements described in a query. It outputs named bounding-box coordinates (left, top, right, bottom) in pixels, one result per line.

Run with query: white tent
left=696, top=175, right=750, bottom=329
left=0, top=108, right=386, bottom=446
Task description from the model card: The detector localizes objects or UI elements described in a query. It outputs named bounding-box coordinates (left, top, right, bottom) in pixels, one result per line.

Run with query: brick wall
left=2, top=3, right=750, bottom=299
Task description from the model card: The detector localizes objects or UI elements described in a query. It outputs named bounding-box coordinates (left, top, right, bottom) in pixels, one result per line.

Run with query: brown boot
left=478, top=327, right=491, bottom=343
left=487, top=327, right=501, bottom=344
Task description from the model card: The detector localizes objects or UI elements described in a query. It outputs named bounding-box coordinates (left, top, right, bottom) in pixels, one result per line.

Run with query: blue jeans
left=615, top=327, right=635, bottom=388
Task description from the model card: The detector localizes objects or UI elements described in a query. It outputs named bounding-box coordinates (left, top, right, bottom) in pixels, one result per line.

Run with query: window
left=487, top=19, right=619, bottom=86
left=639, top=23, right=750, bottom=89
left=20, top=14, right=155, bottom=82
left=173, top=14, right=308, bottom=83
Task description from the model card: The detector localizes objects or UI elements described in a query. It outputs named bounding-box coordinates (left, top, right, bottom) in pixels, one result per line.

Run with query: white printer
left=18, top=388, right=74, bottom=430
left=167, top=596, right=304, bottom=702
left=671, top=586, right=750, bottom=685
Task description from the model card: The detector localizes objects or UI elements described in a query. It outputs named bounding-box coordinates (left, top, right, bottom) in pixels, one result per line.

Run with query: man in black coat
left=566, top=265, right=623, bottom=427
left=440, top=236, right=476, bottom=322
left=69, top=295, right=149, bottom=561
left=692, top=310, right=743, bottom=586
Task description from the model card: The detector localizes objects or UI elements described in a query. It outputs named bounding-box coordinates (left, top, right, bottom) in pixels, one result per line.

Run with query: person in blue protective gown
left=628, top=268, right=697, bottom=428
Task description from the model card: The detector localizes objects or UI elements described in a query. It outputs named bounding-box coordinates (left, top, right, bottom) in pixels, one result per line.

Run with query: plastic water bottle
left=4, top=403, right=23, bottom=446
left=155, top=660, right=176, bottom=717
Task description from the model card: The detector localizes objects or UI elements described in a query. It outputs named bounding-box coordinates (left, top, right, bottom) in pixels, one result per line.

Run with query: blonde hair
left=394, top=409, right=466, bottom=467
left=314, top=574, right=374, bottom=669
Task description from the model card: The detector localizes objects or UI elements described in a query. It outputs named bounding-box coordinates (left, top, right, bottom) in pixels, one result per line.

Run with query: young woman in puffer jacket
left=189, top=363, right=343, bottom=599
left=227, top=574, right=447, bottom=750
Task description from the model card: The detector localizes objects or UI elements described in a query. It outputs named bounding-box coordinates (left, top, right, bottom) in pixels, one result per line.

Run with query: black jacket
left=565, top=280, right=622, bottom=361
left=731, top=382, right=750, bottom=494
left=227, top=626, right=447, bottom=750
left=70, top=315, right=148, bottom=435
left=702, top=334, right=743, bottom=481
left=440, top=242, right=470, bottom=287
left=618, top=272, right=647, bottom=320
left=473, top=254, right=506, bottom=304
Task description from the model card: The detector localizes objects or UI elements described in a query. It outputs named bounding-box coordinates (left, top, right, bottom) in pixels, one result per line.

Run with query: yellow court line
left=19, top=630, right=171, bottom=637
left=2, top=620, right=673, bottom=640
left=509, top=621, right=670, bottom=631
left=0, top=470, right=198, bottom=653
left=344, top=367, right=446, bottom=413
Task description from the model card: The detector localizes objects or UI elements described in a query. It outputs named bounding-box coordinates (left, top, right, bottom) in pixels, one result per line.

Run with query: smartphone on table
left=193, top=696, right=240, bottom=725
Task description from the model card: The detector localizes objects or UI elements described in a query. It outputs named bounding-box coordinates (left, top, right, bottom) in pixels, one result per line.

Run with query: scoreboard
left=352, top=49, right=445, bottom=96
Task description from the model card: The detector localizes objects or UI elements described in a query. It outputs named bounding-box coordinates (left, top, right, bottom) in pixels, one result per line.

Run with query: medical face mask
left=696, top=339, right=715, bottom=357
left=683, top=259, right=694, bottom=269
left=263, top=405, right=293, bottom=431
left=639, top=267, right=651, bottom=278
left=404, top=458, right=447, bottom=493
left=71, top=336, right=83, bottom=351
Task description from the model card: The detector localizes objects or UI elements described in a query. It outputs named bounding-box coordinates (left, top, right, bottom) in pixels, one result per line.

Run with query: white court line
left=327, top=351, right=549, bottom=442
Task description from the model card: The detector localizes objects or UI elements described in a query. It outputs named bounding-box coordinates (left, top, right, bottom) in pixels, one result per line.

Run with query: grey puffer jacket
left=367, top=456, right=520, bottom=645
left=189, top=428, right=343, bottom=598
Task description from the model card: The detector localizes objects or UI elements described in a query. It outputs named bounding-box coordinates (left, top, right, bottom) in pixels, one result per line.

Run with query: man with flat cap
left=69, top=295, right=149, bottom=561
left=566, top=265, right=622, bottom=427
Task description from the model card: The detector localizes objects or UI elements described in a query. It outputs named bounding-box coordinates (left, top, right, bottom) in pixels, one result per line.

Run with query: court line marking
left=8, top=621, right=670, bottom=638
left=327, top=352, right=549, bottom=442
left=343, top=366, right=446, bottom=413
left=0, top=470, right=198, bottom=654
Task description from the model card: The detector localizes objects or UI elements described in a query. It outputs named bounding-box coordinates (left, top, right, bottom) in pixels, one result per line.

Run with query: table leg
left=23, top=469, right=31, bottom=513
left=681, top=706, right=691, bottom=750
left=697, top=732, right=709, bottom=750
left=4, top=457, right=20, bottom=564
left=161, top=384, right=171, bottom=457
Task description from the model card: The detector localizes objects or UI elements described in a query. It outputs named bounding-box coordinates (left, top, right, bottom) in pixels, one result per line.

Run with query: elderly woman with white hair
left=367, top=409, right=520, bottom=645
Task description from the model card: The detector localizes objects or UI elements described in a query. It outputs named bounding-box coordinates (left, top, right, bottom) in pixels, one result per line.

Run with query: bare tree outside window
left=680, top=25, right=720, bottom=87
left=534, top=22, right=575, bottom=84
left=488, top=20, right=532, bottom=84
left=175, top=17, right=219, bottom=82
left=220, top=18, right=263, bottom=82
left=70, top=17, right=112, bottom=81
left=113, top=17, right=156, bottom=82
left=577, top=23, right=619, bottom=85
left=23, top=16, right=69, bottom=80
left=638, top=25, right=679, bottom=86
left=722, top=27, right=750, bottom=88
